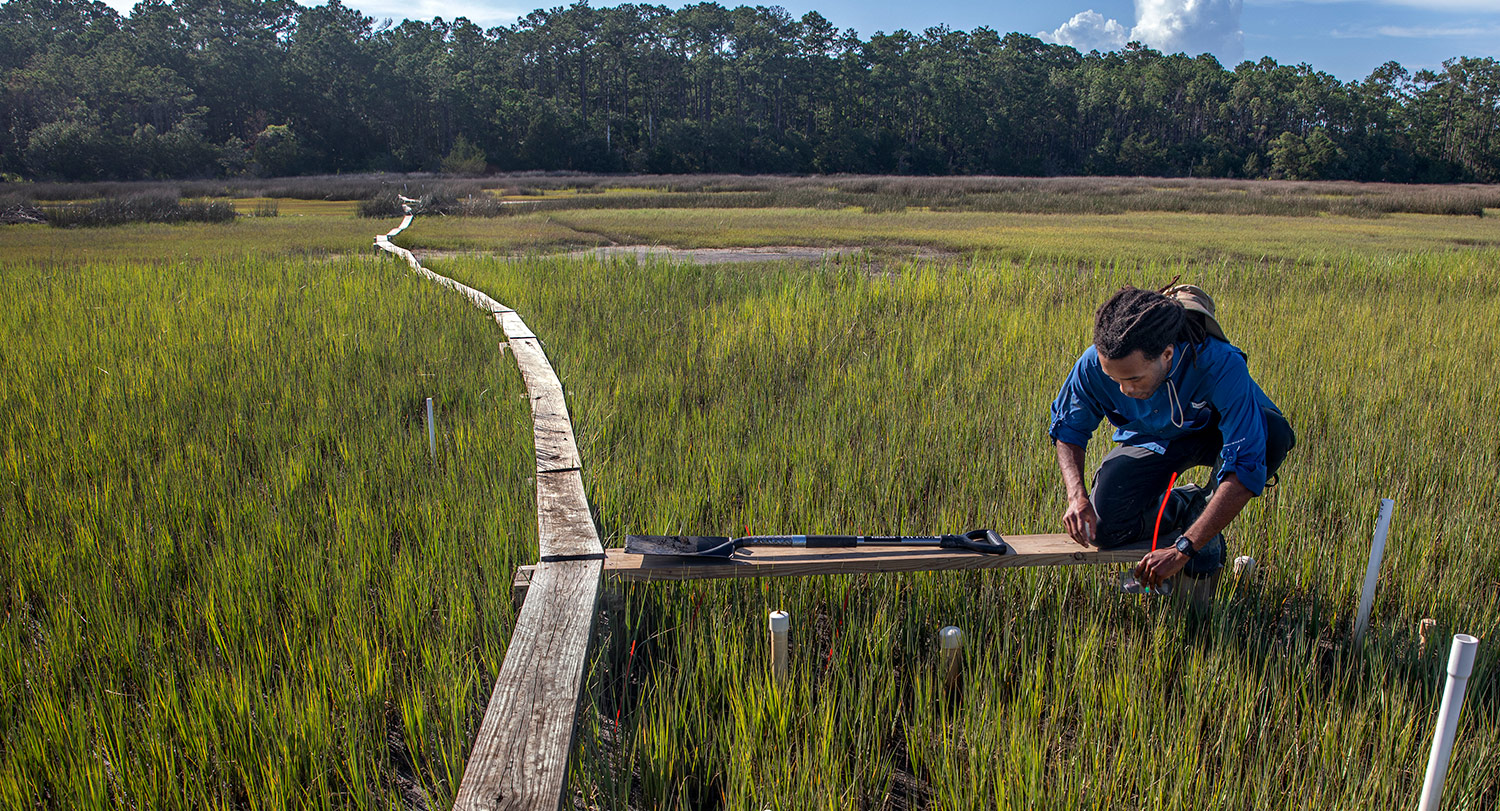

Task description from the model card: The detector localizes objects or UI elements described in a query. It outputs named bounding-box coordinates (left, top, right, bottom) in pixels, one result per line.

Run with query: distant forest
left=3, top=0, right=1498, bottom=183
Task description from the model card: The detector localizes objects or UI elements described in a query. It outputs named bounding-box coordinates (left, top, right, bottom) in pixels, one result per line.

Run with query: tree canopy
left=2, top=0, right=1497, bottom=182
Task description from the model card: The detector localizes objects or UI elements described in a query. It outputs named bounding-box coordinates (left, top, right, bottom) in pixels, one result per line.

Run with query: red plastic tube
left=1151, top=471, right=1179, bottom=552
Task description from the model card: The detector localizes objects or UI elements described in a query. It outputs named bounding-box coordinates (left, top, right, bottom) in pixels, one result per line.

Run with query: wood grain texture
left=497, top=310, right=536, bottom=340
left=507, top=338, right=558, bottom=391
left=451, top=558, right=603, bottom=811
left=508, top=338, right=584, bottom=473
left=602, top=533, right=1147, bottom=581
left=529, top=388, right=582, bottom=473
left=537, top=469, right=602, bottom=559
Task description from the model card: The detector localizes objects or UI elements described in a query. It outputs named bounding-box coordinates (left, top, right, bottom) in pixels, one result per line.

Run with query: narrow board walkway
left=512, top=534, right=1147, bottom=604
left=375, top=209, right=602, bottom=811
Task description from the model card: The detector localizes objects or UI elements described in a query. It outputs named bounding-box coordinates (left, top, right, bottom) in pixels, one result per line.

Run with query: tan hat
left=1165, top=284, right=1227, bottom=342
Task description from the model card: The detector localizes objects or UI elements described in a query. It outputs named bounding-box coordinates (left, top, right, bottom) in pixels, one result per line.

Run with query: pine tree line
left=2, top=0, right=1497, bottom=182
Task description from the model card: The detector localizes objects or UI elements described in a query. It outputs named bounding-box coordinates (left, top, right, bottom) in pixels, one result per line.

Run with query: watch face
left=1175, top=537, right=1196, bottom=556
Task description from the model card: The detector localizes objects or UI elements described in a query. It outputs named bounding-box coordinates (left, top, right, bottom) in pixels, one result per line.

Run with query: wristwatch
left=1174, top=536, right=1200, bottom=558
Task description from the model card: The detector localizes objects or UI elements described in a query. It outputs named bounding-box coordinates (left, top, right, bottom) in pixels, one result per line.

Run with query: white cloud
left=1130, top=0, right=1245, bottom=61
left=1044, top=0, right=1245, bottom=61
left=355, top=0, right=526, bottom=28
left=1333, top=22, right=1500, bottom=38
left=1040, top=10, right=1131, bottom=51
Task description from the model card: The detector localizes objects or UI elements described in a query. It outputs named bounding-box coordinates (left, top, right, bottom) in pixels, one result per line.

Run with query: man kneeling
left=1049, top=285, right=1295, bottom=591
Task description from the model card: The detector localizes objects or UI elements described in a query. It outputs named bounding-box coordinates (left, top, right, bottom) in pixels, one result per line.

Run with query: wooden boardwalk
left=376, top=212, right=602, bottom=811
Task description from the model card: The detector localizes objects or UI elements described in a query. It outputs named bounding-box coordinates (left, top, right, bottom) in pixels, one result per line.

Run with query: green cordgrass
left=3, top=200, right=1499, bottom=809
left=1, top=255, right=536, bottom=807
left=431, top=248, right=1500, bottom=809
left=392, top=207, right=1500, bottom=265
left=0, top=217, right=379, bottom=266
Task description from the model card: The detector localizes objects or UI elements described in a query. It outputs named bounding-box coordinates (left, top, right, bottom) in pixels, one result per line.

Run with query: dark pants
left=1092, top=407, right=1295, bottom=551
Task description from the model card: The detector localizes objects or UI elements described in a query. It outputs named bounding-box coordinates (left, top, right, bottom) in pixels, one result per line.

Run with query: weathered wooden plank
left=508, top=338, right=558, bottom=392
left=534, top=422, right=582, bottom=473
left=497, top=310, right=536, bottom=340
left=508, top=338, right=584, bottom=473
left=452, top=558, right=603, bottom=811
left=536, top=469, right=602, bottom=560
left=601, top=533, right=1146, bottom=581
left=529, top=389, right=582, bottom=473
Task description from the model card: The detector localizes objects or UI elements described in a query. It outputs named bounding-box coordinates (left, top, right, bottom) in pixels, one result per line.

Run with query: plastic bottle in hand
left=1119, top=571, right=1173, bottom=596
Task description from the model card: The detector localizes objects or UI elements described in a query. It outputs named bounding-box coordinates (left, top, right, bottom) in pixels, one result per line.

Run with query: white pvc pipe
left=768, top=611, right=790, bottom=682
left=1353, top=498, right=1395, bottom=644
left=1233, top=556, right=1257, bottom=580
left=940, top=626, right=963, bottom=689
left=1418, top=634, right=1480, bottom=811
left=426, top=397, right=436, bottom=459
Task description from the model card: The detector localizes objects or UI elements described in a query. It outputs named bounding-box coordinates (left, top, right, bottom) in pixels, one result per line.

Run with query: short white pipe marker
left=426, top=397, right=436, bottom=459
left=1354, top=498, right=1395, bottom=644
left=768, top=610, right=790, bottom=682
left=940, top=625, right=963, bottom=690
left=1418, top=634, right=1480, bottom=811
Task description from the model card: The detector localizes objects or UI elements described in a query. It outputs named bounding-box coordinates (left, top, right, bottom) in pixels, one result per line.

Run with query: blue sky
left=101, top=0, right=1500, bottom=82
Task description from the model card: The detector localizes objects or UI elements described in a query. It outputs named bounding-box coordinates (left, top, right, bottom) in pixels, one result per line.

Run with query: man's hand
left=1055, top=441, right=1095, bottom=546
left=1134, top=548, right=1187, bottom=588
left=1062, top=496, right=1098, bottom=547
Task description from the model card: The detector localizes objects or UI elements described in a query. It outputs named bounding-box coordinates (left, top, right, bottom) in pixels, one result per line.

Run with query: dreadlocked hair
left=1093, top=286, right=1208, bottom=361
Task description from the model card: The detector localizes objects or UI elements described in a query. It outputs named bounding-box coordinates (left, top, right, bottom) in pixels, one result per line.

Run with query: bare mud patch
left=568, top=244, right=860, bottom=263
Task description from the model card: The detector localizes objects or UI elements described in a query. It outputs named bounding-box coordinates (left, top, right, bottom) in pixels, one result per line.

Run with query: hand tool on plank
left=624, top=529, right=1009, bottom=559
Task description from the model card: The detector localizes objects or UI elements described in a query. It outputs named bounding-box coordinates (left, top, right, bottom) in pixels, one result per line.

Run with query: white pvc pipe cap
left=940, top=626, right=962, bottom=649
left=768, top=610, right=790, bottom=632
left=1448, top=634, right=1479, bottom=678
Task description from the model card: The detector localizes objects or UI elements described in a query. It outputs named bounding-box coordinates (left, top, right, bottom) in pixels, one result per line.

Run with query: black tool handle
left=940, top=529, right=1009, bottom=554
left=738, top=535, right=942, bottom=547
left=738, top=534, right=1004, bottom=552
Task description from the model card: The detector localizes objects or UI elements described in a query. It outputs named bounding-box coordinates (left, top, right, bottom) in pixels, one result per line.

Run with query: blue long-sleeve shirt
left=1048, top=339, right=1282, bottom=494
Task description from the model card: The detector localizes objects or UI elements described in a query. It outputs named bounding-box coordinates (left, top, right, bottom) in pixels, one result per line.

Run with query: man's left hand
left=1134, top=548, right=1187, bottom=589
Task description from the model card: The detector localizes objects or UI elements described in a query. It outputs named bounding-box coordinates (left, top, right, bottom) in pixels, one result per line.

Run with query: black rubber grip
left=805, top=535, right=860, bottom=547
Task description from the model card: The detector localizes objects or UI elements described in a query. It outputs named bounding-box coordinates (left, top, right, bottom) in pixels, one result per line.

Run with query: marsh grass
left=0, top=216, right=378, bottom=266
left=432, top=250, right=1500, bottom=809
left=0, top=254, right=539, bottom=807
left=5, top=203, right=1500, bottom=809
left=482, top=207, right=1500, bottom=264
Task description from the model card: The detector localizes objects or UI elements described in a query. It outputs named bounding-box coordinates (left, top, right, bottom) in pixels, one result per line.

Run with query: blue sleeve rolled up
left=1049, top=350, right=1104, bottom=448
left=1208, top=349, right=1270, bottom=494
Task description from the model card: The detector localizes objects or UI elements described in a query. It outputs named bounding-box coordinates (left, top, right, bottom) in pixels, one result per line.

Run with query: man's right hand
left=1063, top=496, right=1098, bottom=546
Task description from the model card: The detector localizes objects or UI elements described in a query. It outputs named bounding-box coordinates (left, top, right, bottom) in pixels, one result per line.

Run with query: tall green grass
left=5, top=209, right=1499, bottom=809
left=437, top=250, right=1499, bottom=809
left=0, top=255, right=537, bottom=807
